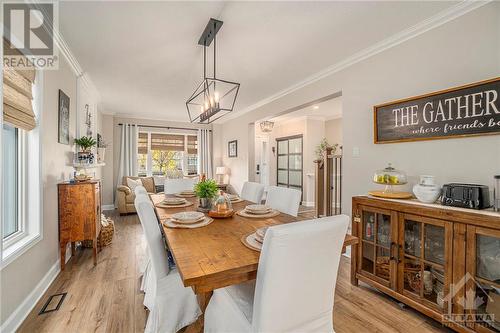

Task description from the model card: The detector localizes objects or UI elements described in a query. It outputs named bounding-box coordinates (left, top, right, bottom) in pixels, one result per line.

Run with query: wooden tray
left=241, top=232, right=262, bottom=251
left=230, top=198, right=244, bottom=204
left=162, top=217, right=214, bottom=229
left=208, top=209, right=235, bottom=219
left=368, top=190, right=413, bottom=199
left=155, top=201, right=194, bottom=208
left=237, top=209, right=280, bottom=219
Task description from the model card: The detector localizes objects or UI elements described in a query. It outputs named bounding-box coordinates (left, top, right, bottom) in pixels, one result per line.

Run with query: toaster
left=441, top=183, right=491, bottom=210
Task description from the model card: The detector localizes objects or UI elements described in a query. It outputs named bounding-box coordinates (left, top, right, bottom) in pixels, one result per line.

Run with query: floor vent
left=38, top=292, right=67, bottom=315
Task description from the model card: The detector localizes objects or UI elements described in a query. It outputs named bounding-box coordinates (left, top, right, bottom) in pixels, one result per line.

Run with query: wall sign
left=374, top=77, right=500, bottom=143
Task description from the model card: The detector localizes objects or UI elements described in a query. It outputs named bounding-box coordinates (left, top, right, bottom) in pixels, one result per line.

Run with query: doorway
left=276, top=135, right=303, bottom=193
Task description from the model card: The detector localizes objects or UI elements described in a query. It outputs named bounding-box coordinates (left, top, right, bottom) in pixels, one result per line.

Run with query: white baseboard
left=102, top=204, right=115, bottom=211
left=0, top=261, right=60, bottom=333
left=301, top=201, right=315, bottom=207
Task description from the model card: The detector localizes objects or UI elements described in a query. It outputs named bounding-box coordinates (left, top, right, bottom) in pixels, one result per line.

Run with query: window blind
left=187, top=135, right=197, bottom=154
left=151, top=133, right=185, bottom=152
left=3, top=39, right=36, bottom=131
left=138, top=132, right=148, bottom=154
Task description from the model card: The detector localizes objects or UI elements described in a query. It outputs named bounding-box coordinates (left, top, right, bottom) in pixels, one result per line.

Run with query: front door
left=276, top=135, right=303, bottom=194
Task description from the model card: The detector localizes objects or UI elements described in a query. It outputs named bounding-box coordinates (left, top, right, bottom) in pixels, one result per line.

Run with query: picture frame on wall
left=228, top=140, right=237, bottom=158
left=58, top=89, right=70, bottom=145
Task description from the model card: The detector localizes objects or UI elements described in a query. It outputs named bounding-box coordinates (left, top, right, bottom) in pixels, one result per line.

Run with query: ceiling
left=268, top=96, right=342, bottom=124
left=59, top=1, right=458, bottom=122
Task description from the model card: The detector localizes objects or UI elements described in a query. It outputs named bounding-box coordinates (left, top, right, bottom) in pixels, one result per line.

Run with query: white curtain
left=116, top=124, right=138, bottom=199
left=198, top=129, right=213, bottom=179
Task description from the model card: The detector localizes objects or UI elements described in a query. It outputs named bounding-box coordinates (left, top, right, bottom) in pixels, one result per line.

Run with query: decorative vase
left=199, top=197, right=212, bottom=210
left=97, top=147, right=106, bottom=163
left=413, top=175, right=441, bottom=203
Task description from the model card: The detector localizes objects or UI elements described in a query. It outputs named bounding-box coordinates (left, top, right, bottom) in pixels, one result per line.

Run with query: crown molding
left=220, top=0, right=491, bottom=123
left=30, top=1, right=101, bottom=103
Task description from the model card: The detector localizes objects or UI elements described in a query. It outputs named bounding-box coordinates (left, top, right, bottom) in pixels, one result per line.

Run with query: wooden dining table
left=150, top=193, right=358, bottom=333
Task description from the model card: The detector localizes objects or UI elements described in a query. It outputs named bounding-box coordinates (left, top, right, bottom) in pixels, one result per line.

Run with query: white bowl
left=413, top=184, right=441, bottom=204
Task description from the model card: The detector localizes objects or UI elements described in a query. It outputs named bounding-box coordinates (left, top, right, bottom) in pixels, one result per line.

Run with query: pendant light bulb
left=214, top=91, right=220, bottom=103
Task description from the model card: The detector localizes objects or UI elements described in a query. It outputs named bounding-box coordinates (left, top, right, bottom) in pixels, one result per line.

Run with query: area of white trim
left=220, top=0, right=491, bottom=123
left=0, top=261, right=60, bottom=333
left=1, top=234, right=42, bottom=269
left=102, top=204, right=116, bottom=211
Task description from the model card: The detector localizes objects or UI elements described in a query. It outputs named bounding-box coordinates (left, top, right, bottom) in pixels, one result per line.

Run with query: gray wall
left=214, top=3, right=500, bottom=215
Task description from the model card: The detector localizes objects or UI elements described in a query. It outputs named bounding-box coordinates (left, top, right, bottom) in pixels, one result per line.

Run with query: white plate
left=255, top=227, right=268, bottom=240
left=171, top=211, right=205, bottom=222
left=180, top=190, right=195, bottom=195
left=245, top=208, right=271, bottom=215
left=171, top=215, right=205, bottom=224
left=162, top=198, right=187, bottom=205
left=246, top=204, right=270, bottom=212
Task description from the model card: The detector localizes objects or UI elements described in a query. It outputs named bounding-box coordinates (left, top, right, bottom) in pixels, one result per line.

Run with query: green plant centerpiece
left=74, top=136, right=97, bottom=152
left=194, top=177, right=218, bottom=211
left=314, top=138, right=339, bottom=161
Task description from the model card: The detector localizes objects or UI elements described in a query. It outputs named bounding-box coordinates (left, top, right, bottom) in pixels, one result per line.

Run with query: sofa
left=116, top=176, right=157, bottom=215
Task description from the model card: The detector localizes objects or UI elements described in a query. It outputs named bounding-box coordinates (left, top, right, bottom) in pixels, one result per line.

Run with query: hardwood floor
left=18, top=210, right=452, bottom=333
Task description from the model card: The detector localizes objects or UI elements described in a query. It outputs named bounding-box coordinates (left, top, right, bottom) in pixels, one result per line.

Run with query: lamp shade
left=216, top=166, right=228, bottom=175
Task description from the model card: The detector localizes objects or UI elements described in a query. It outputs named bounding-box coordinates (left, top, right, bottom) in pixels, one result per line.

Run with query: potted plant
left=194, top=178, right=219, bottom=211
left=314, top=138, right=339, bottom=161
left=74, top=136, right=97, bottom=163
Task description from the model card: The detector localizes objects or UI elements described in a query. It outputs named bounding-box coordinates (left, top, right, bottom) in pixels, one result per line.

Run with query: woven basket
left=82, top=219, right=115, bottom=248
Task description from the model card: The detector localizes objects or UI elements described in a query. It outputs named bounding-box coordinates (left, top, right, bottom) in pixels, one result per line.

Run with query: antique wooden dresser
left=58, top=180, right=101, bottom=270
left=351, top=195, right=500, bottom=333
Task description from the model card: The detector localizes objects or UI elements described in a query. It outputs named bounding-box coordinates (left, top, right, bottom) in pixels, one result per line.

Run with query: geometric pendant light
left=186, top=18, right=240, bottom=124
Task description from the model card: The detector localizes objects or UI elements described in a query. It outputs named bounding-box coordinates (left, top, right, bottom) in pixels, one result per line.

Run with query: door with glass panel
left=398, top=214, right=453, bottom=314
left=465, top=226, right=500, bottom=332
left=357, top=205, right=398, bottom=289
left=276, top=135, right=303, bottom=194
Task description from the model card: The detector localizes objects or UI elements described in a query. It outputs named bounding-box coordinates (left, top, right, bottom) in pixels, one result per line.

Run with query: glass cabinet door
left=466, top=226, right=500, bottom=332
left=358, top=206, right=396, bottom=289
left=399, top=214, right=451, bottom=313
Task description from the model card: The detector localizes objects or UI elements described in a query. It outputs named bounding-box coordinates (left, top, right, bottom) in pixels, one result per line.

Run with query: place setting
left=241, top=226, right=269, bottom=251
left=237, top=204, right=280, bottom=218
left=162, top=211, right=213, bottom=229
left=155, top=196, right=194, bottom=208
left=226, top=193, right=244, bottom=204
left=174, top=189, right=197, bottom=198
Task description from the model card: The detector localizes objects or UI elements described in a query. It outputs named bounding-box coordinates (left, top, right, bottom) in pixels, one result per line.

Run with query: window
left=137, top=132, right=198, bottom=176
left=2, top=69, right=42, bottom=267
left=2, top=124, right=20, bottom=239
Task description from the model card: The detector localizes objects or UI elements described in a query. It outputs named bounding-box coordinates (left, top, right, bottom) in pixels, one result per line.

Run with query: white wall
left=325, top=118, right=342, bottom=147
left=1, top=56, right=104, bottom=330
left=214, top=3, right=500, bottom=216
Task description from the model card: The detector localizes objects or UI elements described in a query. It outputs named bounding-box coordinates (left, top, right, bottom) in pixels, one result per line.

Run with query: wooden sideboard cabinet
left=58, top=180, right=101, bottom=270
left=352, top=196, right=500, bottom=333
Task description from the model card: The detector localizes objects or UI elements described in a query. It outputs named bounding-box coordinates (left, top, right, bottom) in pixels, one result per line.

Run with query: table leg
left=184, top=291, right=213, bottom=333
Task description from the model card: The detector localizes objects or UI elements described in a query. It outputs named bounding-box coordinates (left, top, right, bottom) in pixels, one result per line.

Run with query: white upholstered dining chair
left=164, top=178, right=196, bottom=195
left=265, top=185, right=302, bottom=217
left=134, top=196, right=201, bottom=333
left=204, top=215, right=349, bottom=333
left=240, top=181, right=265, bottom=203
left=133, top=186, right=152, bottom=296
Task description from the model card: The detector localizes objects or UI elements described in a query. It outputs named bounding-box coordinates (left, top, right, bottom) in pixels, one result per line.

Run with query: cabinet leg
left=350, top=245, right=359, bottom=286
left=60, top=242, right=67, bottom=271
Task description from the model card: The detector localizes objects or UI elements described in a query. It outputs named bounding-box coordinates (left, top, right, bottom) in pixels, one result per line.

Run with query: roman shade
left=138, top=132, right=148, bottom=154
left=187, top=135, right=197, bottom=154
left=3, top=39, right=37, bottom=131
left=151, top=133, right=185, bottom=152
